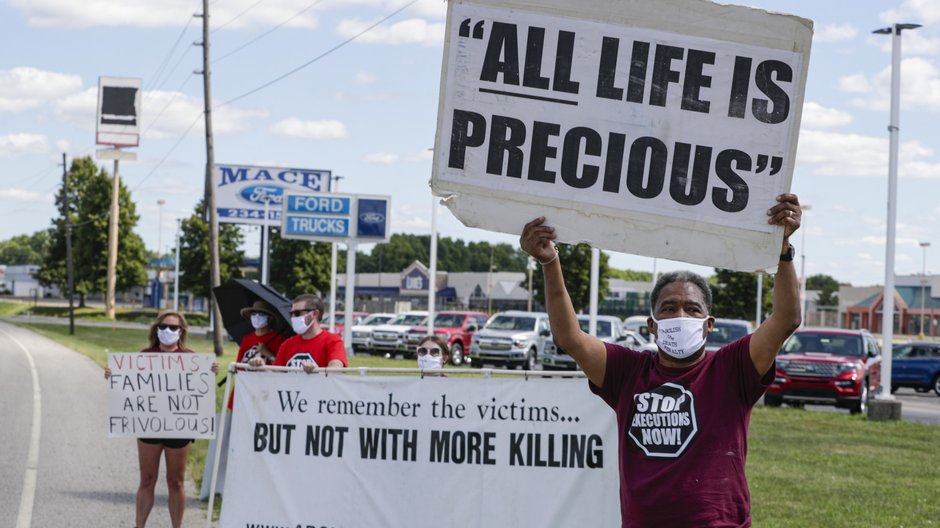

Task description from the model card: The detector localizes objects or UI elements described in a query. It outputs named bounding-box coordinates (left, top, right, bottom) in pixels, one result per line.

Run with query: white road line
left=1, top=327, right=42, bottom=528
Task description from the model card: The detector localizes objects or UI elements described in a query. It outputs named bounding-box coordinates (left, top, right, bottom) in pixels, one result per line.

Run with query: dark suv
left=765, top=328, right=882, bottom=414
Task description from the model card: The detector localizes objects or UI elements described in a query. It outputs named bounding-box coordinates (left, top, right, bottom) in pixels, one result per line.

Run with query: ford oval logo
left=360, top=212, right=384, bottom=224
left=240, top=185, right=284, bottom=205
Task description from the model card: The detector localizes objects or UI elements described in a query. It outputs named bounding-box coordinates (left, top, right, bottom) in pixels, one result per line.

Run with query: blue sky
left=1, top=0, right=938, bottom=287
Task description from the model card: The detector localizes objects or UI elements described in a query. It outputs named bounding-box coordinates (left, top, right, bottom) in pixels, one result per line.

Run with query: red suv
left=405, top=311, right=489, bottom=365
left=765, top=328, right=882, bottom=414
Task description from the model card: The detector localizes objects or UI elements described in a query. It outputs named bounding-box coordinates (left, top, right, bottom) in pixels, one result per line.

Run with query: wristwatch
left=779, top=244, right=795, bottom=262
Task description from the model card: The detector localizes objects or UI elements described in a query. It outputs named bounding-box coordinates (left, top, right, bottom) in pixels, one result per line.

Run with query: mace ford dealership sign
left=281, top=192, right=391, bottom=244
left=432, top=0, right=812, bottom=272
left=214, top=164, right=331, bottom=226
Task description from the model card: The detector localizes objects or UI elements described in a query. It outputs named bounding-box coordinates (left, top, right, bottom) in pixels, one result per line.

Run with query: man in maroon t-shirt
left=249, top=294, right=348, bottom=372
left=520, top=194, right=804, bottom=528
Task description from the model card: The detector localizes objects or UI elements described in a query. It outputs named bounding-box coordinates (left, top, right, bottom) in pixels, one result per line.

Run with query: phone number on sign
left=218, top=208, right=281, bottom=220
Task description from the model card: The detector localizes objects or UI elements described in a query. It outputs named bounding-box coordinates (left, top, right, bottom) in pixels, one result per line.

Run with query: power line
left=213, top=0, right=325, bottom=64
left=141, top=73, right=195, bottom=140
left=216, top=0, right=418, bottom=108
left=212, top=0, right=265, bottom=33
left=150, top=16, right=196, bottom=89
left=131, top=112, right=205, bottom=193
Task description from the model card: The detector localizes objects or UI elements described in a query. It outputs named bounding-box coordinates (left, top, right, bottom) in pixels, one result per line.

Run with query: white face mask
left=291, top=314, right=313, bottom=335
left=157, top=327, right=181, bottom=346
left=651, top=316, right=709, bottom=359
left=250, top=313, right=269, bottom=330
left=418, top=354, right=443, bottom=370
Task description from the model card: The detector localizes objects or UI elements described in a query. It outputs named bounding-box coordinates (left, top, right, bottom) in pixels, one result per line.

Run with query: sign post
left=96, top=76, right=142, bottom=319
left=281, top=192, right=391, bottom=352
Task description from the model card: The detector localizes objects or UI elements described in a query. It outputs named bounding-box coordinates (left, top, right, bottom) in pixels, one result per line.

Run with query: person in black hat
left=232, top=300, right=288, bottom=388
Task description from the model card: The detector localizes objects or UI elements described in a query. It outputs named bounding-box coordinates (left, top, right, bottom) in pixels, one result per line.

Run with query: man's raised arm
left=749, top=194, right=804, bottom=376
left=520, top=217, right=607, bottom=386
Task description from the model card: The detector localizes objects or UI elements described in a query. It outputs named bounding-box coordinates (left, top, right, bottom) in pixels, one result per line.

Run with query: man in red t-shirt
left=519, top=194, right=804, bottom=528
left=251, top=294, right=347, bottom=372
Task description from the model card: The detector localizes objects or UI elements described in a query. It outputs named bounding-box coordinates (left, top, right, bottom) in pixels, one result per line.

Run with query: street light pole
left=799, top=203, right=812, bottom=326
left=874, top=22, right=920, bottom=402
left=157, top=199, right=166, bottom=309
left=920, top=241, right=930, bottom=338
left=174, top=219, right=181, bottom=311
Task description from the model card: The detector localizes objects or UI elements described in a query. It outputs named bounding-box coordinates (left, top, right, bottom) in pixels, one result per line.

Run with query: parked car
left=623, top=315, right=651, bottom=341
left=705, top=318, right=755, bottom=353
left=469, top=311, right=551, bottom=370
left=543, top=315, right=656, bottom=370
left=349, top=313, right=396, bottom=353
left=765, top=328, right=882, bottom=414
left=891, top=341, right=940, bottom=396
left=404, top=311, right=489, bottom=365
left=369, top=311, right=428, bottom=358
left=322, top=311, right=368, bottom=336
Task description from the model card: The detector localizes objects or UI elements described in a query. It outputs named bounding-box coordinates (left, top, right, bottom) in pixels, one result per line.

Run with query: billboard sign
left=96, top=76, right=142, bottom=147
left=431, top=0, right=812, bottom=272
left=214, top=164, right=331, bottom=226
left=281, top=192, right=391, bottom=243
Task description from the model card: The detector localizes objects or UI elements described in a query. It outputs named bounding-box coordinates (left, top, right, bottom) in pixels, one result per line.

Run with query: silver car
left=469, top=311, right=551, bottom=370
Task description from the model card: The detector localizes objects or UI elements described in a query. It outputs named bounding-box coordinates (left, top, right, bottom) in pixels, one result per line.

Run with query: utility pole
left=105, top=157, right=120, bottom=319
left=61, top=153, right=75, bottom=335
left=197, top=0, right=224, bottom=355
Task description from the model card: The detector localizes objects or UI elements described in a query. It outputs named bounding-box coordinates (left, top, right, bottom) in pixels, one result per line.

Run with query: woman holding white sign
left=104, top=310, right=218, bottom=528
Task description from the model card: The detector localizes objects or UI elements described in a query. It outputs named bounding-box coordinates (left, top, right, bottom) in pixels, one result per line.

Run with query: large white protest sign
left=220, top=373, right=619, bottom=527
left=107, top=352, right=216, bottom=439
left=432, top=0, right=812, bottom=271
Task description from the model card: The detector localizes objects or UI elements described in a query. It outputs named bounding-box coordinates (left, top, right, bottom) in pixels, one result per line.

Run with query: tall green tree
left=0, top=230, right=51, bottom=265
left=178, top=201, right=245, bottom=299
left=267, top=227, right=334, bottom=298
left=36, top=156, right=148, bottom=306
left=710, top=269, right=772, bottom=321
left=807, top=273, right=842, bottom=307
left=356, top=234, right=527, bottom=273
left=528, top=243, right=611, bottom=312
left=609, top=268, right=653, bottom=282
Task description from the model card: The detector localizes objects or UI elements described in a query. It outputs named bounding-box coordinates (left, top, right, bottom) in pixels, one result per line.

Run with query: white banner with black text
left=220, top=372, right=619, bottom=528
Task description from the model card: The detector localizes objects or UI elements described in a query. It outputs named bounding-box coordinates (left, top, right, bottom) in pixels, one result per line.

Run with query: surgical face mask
left=418, top=354, right=443, bottom=370
left=157, top=327, right=181, bottom=346
left=291, top=314, right=313, bottom=335
left=651, top=316, right=708, bottom=359
left=250, top=313, right=269, bottom=330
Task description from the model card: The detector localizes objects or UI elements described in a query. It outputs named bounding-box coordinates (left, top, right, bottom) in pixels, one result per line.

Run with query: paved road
left=779, top=389, right=940, bottom=425
left=0, top=321, right=211, bottom=528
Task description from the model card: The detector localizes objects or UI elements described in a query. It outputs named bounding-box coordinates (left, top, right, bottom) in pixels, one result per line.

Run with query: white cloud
left=796, top=130, right=940, bottom=179
left=336, top=17, right=444, bottom=46
left=353, top=72, right=377, bottom=84
left=0, top=133, right=49, bottom=158
left=8, top=0, right=320, bottom=29
left=391, top=203, right=430, bottom=231
left=0, top=188, right=53, bottom=203
left=270, top=118, right=348, bottom=139
left=54, top=87, right=266, bottom=137
left=320, top=0, right=445, bottom=20
left=800, top=102, right=852, bottom=129
left=0, top=67, right=82, bottom=111
left=55, top=139, right=71, bottom=153
left=814, top=23, right=858, bottom=44
left=880, top=0, right=940, bottom=26
left=839, top=58, right=940, bottom=111
left=365, top=152, right=400, bottom=164
left=364, top=148, right=432, bottom=165
left=838, top=74, right=871, bottom=94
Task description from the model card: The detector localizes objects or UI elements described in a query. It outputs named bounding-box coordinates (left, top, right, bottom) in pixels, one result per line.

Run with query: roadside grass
left=13, top=321, right=940, bottom=526
left=0, top=298, right=210, bottom=325
left=749, top=406, right=940, bottom=527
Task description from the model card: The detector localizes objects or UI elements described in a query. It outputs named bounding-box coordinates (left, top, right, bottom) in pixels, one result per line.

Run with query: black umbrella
left=212, top=279, right=294, bottom=344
